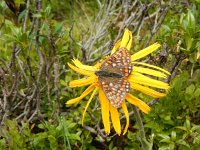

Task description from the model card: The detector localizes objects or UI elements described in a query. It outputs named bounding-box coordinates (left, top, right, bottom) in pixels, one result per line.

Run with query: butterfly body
left=95, top=70, right=123, bottom=78
left=96, top=48, right=132, bottom=108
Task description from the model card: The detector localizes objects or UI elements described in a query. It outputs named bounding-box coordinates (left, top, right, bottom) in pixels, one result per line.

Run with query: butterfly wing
left=97, top=47, right=132, bottom=108
left=100, top=47, right=132, bottom=77
left=98, top=76, right=130, bottom=108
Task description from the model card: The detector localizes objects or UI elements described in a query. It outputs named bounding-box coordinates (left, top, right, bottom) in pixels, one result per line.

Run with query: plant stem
left=133, top=106, right=150, bottom=150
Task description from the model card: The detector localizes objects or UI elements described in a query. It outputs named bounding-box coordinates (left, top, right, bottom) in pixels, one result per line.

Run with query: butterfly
left=95, top=47, right=132, bottom=108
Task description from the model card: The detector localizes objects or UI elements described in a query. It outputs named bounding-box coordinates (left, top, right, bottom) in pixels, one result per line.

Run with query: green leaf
left=193, top=135, right=200, bottom=144
left=185, top=84, right=195, bottom=99
left=177, top=139, right=190, bottom=147
left=176, top=126, right=187, bottom=131
left=189, top=52, right=197, bottom=63
left=33, top=132, right=48, bottom=146
left=184, top=119, right=191, bottom=129
left=158, top=134, right=170, bottom=141
left=162, top=24, right=171, bottom=32
left=109, top=141, right=114, bottom=150
left=127, top=131, right=136, bottom=140
left=187, top=10, right=196, bottom=30
left=38, top=123, right=45, bottom=129
left=44, top=6, right=52, bottom=16
left=0, top=138, right=6, bottom=150
left=68, top=133, right=81, bottom=141
left=48, top=135, right=58, bottom=150
left=158, top=145, right=170, bottom=150
left=194, top=88, right=200, bottom=98
left=54, top=22, right=64, bottom=33
left=171, top=131, right=176, bottom=141
left=33, top=14, right=42, bottom=18
left=191, top=125, right=200, bottom=132
left=160, top=138, right=171, bottom=143
left=169, top=142, right=175, bottom=150
left=185, top=36, right=193, bottom=51
left=67, top=122, right=77, bottom=129
left=180, top=13, right=185, bottom=25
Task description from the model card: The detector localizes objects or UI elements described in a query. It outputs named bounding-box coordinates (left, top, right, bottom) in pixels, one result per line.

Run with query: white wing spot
left=112, top=63, right=116, bottom=67
left=109, top=83, right=113, bottom=87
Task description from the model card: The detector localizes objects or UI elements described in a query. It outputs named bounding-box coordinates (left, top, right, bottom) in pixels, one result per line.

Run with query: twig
left=31, top=0, right=43, bottom=121
left=48, top=23, right=60, bottom=115
left=132, top=106, right=150, bottom=150
left=23, top=0, right=30, bottom=33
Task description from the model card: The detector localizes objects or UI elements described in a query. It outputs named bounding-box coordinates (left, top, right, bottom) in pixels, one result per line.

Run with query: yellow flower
left=66, top=29, right=170, bottom=135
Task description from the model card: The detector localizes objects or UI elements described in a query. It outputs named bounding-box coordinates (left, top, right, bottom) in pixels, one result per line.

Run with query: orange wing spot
left=103, top=84, right=108, bottom=88
left=125, top=73, right=129, bottom=76
left=107, top=60, right=112, bottom=64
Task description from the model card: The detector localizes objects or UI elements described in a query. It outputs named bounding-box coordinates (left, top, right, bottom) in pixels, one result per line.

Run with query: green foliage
left=144, top=70, right=200, bottom=149
left=0, top=118, right=82, bottom=150
left=160, top=7, right=200, bottom=63
left=0, top=120, right=28, bottom=150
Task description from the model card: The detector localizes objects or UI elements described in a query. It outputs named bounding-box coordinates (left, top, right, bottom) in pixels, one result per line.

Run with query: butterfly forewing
left=96, top=47, right=132, bottom=108
left=100, top=47, right=132, bottom=77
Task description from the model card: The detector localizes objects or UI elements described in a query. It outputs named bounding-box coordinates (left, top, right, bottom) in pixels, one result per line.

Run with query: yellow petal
left=131, top=43, right=161, bottom=61
left=197, top=51, right=200, bottom=59
left=72, top=59, right=97, bottom=72
left=69, top=75, right=97, bottom=87
left=126, top=93, right=150, bottom=114
left=133, top=62, right=170, bottom=75
left=111, top=39, right=121, bottom=54
left=133, top=66, right=167, bottom=78
left=68, top=63, right=93, bottom=76
left=66, top=84, right=96, bottom=105
left=120, top=28, right=131, bottom=48
left=99, top=89, right=110, bottom=134
left=94, top=61, right=102, bottom=69
left=82, top=87, right=98, bottom=125
left=122, top=102, right=129, bottom=135
left=129, top=73, right=170, bottom=89
left=110, top=104, right=121, bottom=135
left=130, top=83, right=166, bottom=98
left=126, top=30, right=132, bottom=51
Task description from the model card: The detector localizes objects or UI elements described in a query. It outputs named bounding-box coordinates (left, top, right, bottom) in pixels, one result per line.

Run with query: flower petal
left=66, top=84, right=96, bottom=105
left=126, top=30, right=132, bottom=51
left=133, top=66, right=167, bottom=78
left=120, top=28, right=131, bottom=49
left=68, top=63, right=93, bottom=76
left=72, top=59, right=97, bottom=72
left=69, top=75, right=97, bottom=87
left=111, top=39, right=121, bottom=54
left=131, top=43, right=161, bottom=61
left=133, top=62, right=170, bottom=75
left=122, top=102, right=129, bottom=135
left=99, top=89, right=110, bottom=134
left=129, top=73, right=170, bottom=89
left=110, top=104, right=121, bottom=135
left=94, top=61, right=102, bottom=69
left=130, top=83, right=166, bottom=98
left=126, top=93, right=150, bottom=114
left=82, top=87, right=98, bottom=125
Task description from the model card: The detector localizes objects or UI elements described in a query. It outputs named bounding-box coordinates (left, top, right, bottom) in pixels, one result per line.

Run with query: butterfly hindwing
left=100, top=47, right=132, bottom=77
left=98, top=76, right=130, bottom=108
